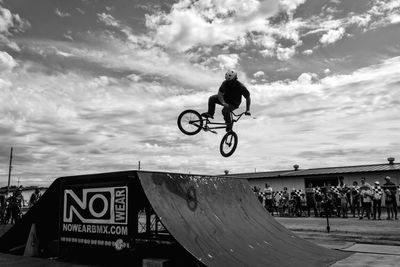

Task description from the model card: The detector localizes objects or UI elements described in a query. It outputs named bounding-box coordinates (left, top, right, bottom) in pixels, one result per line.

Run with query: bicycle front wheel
left=177, top=110, right=203, bottom=135
left=220, top=131, right=238, bottom=157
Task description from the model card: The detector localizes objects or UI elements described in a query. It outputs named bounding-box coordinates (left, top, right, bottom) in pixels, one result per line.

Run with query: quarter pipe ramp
left=137, top=171, right=349, bottom=266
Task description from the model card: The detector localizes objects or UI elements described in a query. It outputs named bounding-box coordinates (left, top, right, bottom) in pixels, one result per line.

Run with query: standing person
left=201, top=70, right=251, bottom=132
left=324, top=183, right=334, bottom=217
left=315, top=187, right=323, bottom=217
left=338, top=176, right=346, bottom=188
left=263, top=184, right=274, bottom=215
left=300, top=193, right=307, bottom=217
left=321, top=189, right=333, bottom=217
left=339, top=189, right=349, bottom=218
left=359, top=177, right=373, bottom=220
left=4, top=198, right=11, bottom=224
left=350, top=181, right=361, bottom=217
left=337, top=177, right=348, bottom=218
left=10, top=187, right=24, bottom=224
left=372, top=181, right=382, bottom=220
left=29, top=188, right=41, bottom=208
left=382, top=176, right=398, bottom=220
left=280, top=187, right=290, bottom=216
left=305, top=183, right=317, bottom=217
left=385, top=189, right=394, bottom=220
left=290, top=188, right=301, bottom=216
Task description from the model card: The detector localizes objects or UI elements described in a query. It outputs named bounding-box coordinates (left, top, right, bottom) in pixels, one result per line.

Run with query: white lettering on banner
left=114, top=189, right=126, bottom=223
left=63, top=186, right=128, bottom=224
left=62, top=223, right=128, bottom=235
left=89, top=194, right=108, bottom=218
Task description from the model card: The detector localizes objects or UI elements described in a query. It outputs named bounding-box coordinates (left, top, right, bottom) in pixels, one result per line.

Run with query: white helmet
left=225, top=69, right=237, bottom=81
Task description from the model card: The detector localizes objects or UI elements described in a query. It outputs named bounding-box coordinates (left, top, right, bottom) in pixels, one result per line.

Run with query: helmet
left=225, top=70, right=237, bottom=81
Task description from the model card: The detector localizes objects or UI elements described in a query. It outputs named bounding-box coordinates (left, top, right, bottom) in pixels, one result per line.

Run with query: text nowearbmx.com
left=63, top=223, right=128, bottom=235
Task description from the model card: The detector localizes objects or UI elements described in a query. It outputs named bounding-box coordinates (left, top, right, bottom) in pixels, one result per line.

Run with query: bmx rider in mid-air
left=201, top=70, right=251, bottom=132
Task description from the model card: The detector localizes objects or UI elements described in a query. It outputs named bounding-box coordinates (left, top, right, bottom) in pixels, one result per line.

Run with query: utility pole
left=7, top=147, right=13, bottom=196
left=138, top=161, right=141, bottom=171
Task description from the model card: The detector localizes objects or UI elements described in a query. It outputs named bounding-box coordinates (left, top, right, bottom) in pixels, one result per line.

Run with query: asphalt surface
left=276, top=215, right=400, bottom=245
left=0, top=215, right=399, bottom=266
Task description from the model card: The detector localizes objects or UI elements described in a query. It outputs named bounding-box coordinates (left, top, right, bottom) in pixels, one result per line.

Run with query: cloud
left=141, top=0, right=400, bottom=61
left=16, top=33, right=220, bottom=90
left=276, top=45, right=296, bottom=60
left=146, top=0, right=280, bottom=51
left=388, top=13, right=400, bottom=24
left=319, top=27, right=345, bottom=45
left=127, top=73, right=141, bottom=82
left=216, top=54, right=240, bottom=69
left=97, top=13, right=120, bottom=27
left=235, top=56, right=400, bottom=169
left=0, top=5, right=29, bottom=50
left=76, top=8, right=85, bottom=15
left=55, top=8, right=71, bottom=18
left=0, top=50, right=17, bottom=70
left=2, top=1, right=400, bottom=185
left=297, top=72, right=319, bottom=84
left=2, top=53, right=400, bottom=185
left=279, top=0, right=307, bottom=15
left=0, top=5, right=22, bottom=33
left=253, top=71, right=265, bottom=78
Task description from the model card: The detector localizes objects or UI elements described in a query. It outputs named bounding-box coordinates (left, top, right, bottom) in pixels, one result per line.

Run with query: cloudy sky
left=0, top=0, right=399, bottom=186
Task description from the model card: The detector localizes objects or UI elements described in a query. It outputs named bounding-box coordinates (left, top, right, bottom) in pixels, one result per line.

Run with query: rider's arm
left=245, top=95, right=251, bottom=113
left=241, top=84, right=251, bottom=115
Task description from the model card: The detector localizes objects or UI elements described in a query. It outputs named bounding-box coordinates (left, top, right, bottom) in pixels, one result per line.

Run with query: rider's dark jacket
left=219, top=80, right=250, bottom=108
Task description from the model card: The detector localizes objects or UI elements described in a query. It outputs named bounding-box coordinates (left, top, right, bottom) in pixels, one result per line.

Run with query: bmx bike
left=177, top=109, right=248, bottom=157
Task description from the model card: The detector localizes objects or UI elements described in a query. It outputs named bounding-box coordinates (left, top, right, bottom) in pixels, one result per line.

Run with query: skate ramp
left=0, top=178, right=62, bottom=252
left=137, top=171, right=350, bottom=267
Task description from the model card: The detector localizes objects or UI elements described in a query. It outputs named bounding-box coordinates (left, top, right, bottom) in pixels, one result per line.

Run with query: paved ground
left=276, top=215, right=400, bottom=245
left=276, top=216, right=400, bottom=266
left=0, top=216, right=399, bottom=266
left=331, top=244, right=400, bottom=267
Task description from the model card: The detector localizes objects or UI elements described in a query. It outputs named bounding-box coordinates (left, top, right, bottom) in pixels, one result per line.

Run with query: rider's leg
left=202, top=94, right=220, bottom=118
left=222, top=104, right=235, bottom=132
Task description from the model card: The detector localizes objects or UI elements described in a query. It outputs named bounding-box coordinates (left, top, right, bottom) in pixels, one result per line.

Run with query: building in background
left=229, top=157, right=400, bottom=205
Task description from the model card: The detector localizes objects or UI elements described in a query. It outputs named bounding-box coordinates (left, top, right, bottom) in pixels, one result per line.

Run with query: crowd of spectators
left=253, top=176, right=399, bottom=220
left=0, top=187, right=41, bottom=224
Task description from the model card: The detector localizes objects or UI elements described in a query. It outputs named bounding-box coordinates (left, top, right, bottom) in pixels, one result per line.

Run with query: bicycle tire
left=177, top=109, right=203, bottom=135
left=220, top=131, right=238, bottom=157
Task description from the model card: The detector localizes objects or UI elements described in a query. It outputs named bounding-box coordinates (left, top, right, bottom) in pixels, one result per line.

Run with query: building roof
left=228, top=163, right=400, bottom=179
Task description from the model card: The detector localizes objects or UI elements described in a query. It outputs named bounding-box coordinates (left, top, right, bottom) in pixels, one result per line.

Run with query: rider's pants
left=207, top=94, right=237, bottom=124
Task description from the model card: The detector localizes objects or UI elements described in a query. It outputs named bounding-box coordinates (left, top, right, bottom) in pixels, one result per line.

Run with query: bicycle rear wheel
left=177, top=110, right=203, bottom=135
left=220, top=131, right=238, bottom=157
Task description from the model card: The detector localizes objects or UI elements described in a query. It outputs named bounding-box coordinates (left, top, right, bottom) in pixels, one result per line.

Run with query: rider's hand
left=245, top=111, right=251, bottom=116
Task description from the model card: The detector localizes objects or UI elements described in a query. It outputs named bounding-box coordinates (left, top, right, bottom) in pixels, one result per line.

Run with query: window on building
left=304, top=177, right=339, bottom=188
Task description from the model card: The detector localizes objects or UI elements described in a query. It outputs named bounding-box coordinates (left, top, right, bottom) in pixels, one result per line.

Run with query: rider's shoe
left=226, top=123, right=233, bottom=132
left=201, top=112, right=214, bottom=119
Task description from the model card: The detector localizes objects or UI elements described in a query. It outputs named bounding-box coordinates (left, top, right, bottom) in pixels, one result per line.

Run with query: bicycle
left=177, top=109, right=250, bottom=157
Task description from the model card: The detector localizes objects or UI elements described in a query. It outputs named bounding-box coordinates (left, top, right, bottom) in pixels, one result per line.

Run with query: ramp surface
left=137, top=172, right=350, bottom=267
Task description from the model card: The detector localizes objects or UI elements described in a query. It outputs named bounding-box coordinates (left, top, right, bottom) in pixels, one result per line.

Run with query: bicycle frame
left=202, top=112, right=245, bottom=134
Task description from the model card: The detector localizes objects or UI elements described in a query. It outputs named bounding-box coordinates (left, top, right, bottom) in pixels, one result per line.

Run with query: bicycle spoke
left=220, top=131, right=238, bottom=157
left=177, top=110, right=203, bottom=135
